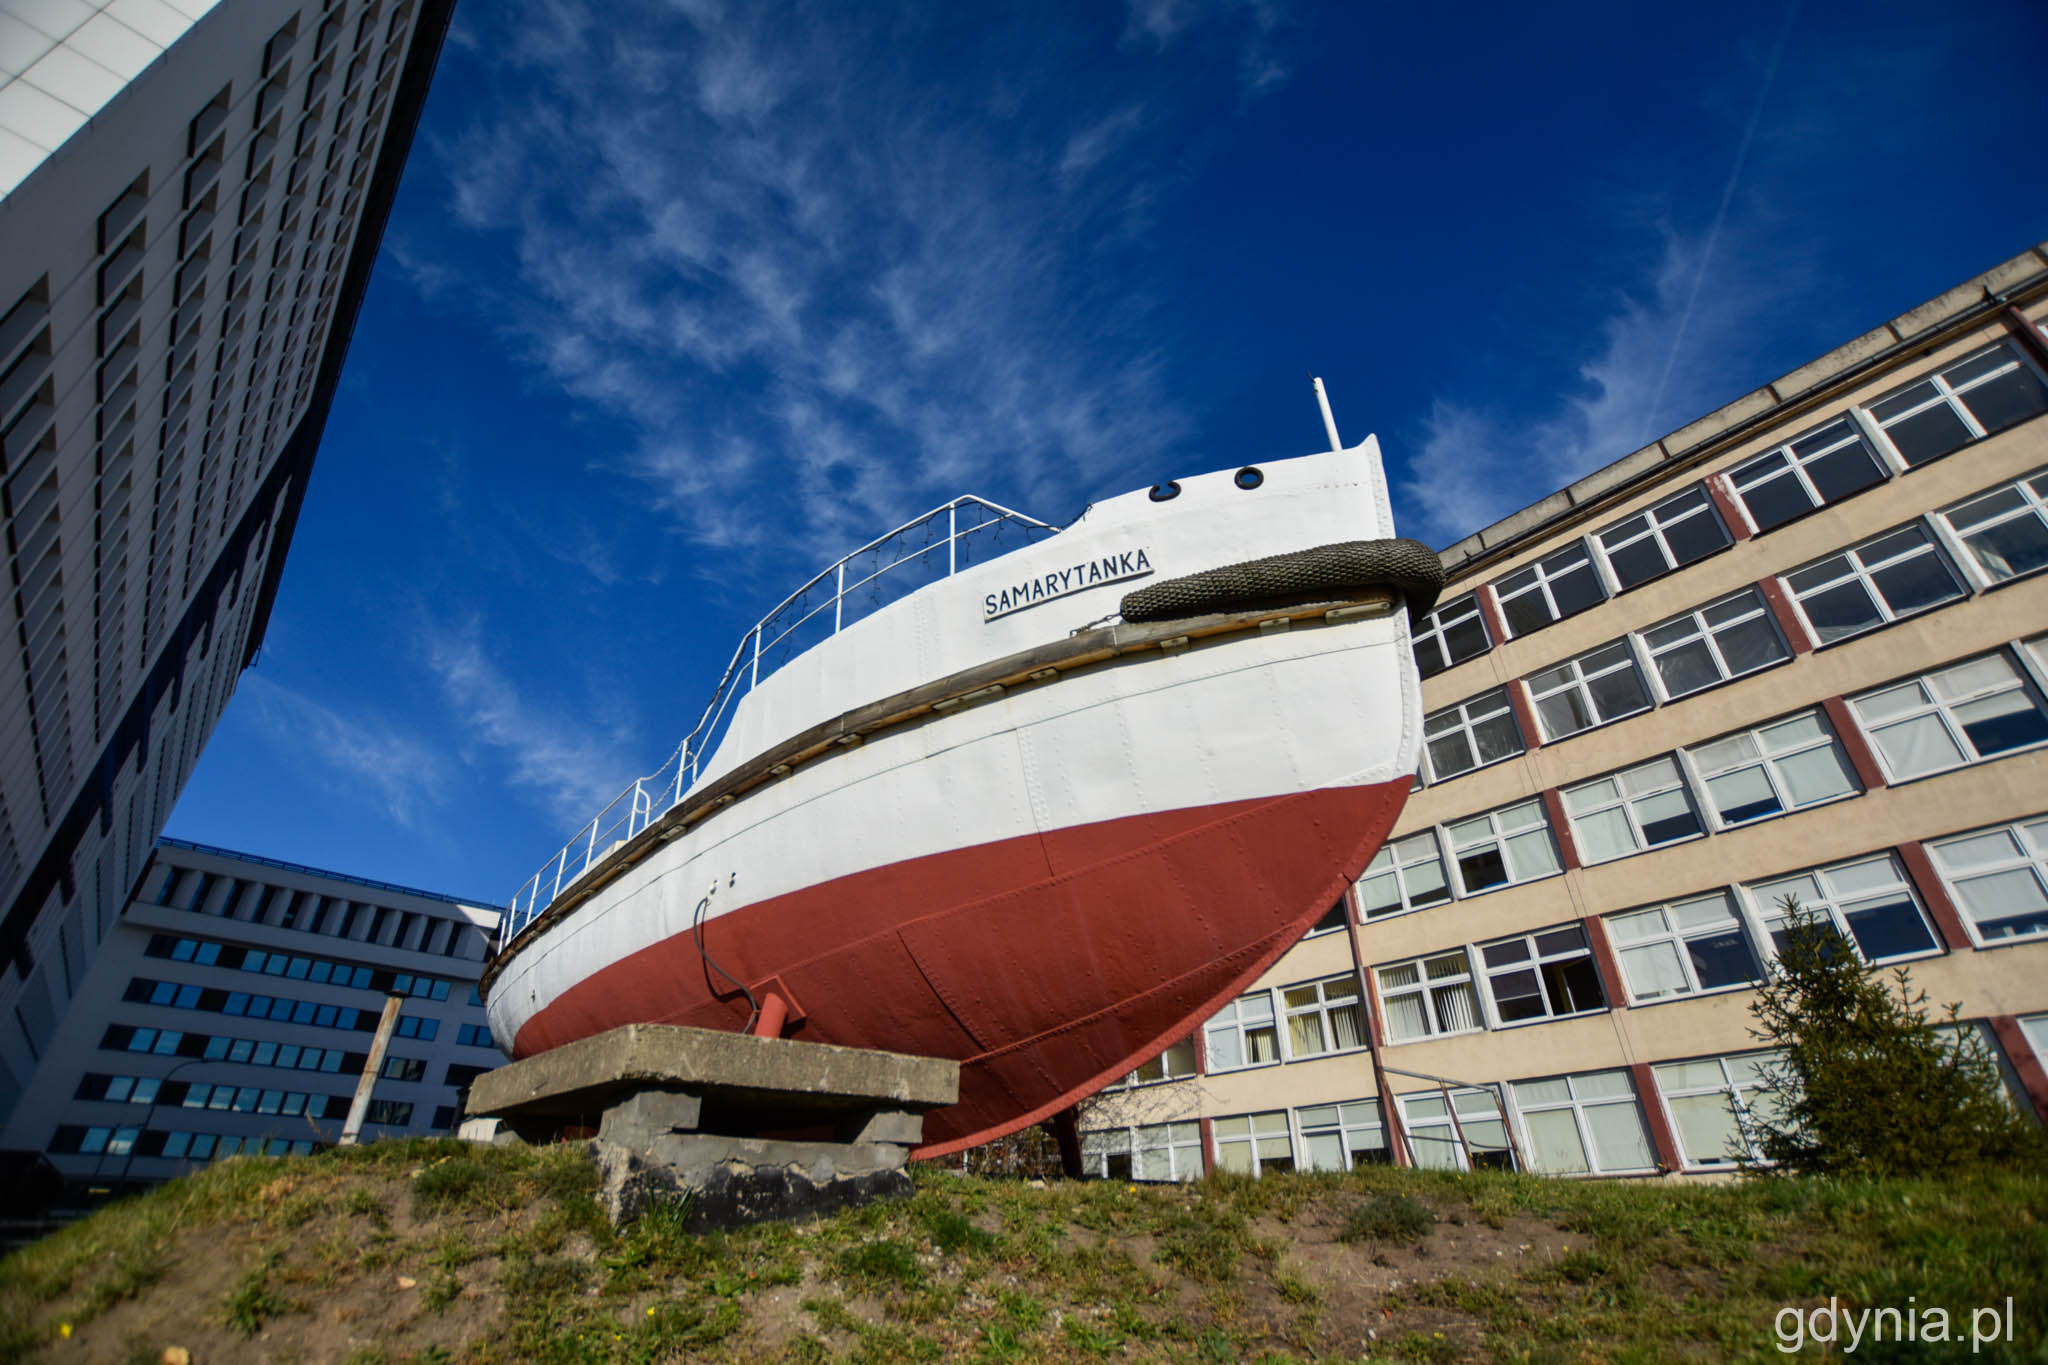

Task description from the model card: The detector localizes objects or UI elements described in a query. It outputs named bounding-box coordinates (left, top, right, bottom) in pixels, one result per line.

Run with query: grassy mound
left=1, top=1140, right=2041, bottom=1362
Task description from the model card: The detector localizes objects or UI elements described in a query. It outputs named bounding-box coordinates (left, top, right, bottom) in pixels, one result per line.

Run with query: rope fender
left=1119, top=537, right=1446, bottom=625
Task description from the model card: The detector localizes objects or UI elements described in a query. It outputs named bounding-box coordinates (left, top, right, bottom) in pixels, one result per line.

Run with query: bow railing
left=500, top=495, right=1060, bottom=947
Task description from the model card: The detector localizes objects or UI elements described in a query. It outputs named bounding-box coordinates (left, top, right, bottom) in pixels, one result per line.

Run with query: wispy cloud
left=1121, top=0, right=1291, bottom=94
left=240, top=676, right=450, bottom=827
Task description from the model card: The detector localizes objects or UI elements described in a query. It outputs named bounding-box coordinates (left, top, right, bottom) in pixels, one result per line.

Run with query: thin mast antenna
left=1309, top=374, right=1343, bottom=451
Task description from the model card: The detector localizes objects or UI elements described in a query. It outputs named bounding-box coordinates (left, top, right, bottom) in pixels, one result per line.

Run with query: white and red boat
left=482, top=414, right=1440, bottom=1156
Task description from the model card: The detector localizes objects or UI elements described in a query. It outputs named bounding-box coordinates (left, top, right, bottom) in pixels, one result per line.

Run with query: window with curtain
left=1561, top=757, right=1703, bottom=864
left=1377, top=951, right=1482, bottom=1042
left=1213, top=1111, right=1295, bottom=1176
left=1847, top=652, right=2048, bottom=782
left=1606, top=891, right=1760, bottom=1001
left=1512, top=1071, right=1656, bottom=1175
left=1526, top=640, right=1651, bottom=741
left=1749, top=854, right=1939, bottom=964
left=1683, top=710, right=1858, bottom=829
left=1938, top=469, right=2048, bottom=584
left=1926, top=817, right=2048, bottom=944
left=1280, top=975, right=1366, bottom=1058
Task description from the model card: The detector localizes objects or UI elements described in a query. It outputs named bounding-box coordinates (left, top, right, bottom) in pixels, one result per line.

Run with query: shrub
left=1338, top=1193, right=1434, bottom=1245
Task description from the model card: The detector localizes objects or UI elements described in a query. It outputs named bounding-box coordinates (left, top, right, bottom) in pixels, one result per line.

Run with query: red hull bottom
left=512, top=779, right=1410, bottom=1155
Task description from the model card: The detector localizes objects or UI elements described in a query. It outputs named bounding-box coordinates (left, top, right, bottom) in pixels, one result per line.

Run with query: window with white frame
left=1926, top=817, right=2048, bottom=944
left=1401, top=1087, right=1513, bottom=1170
left=1494, top=542, right=1606, bottom=637
left=1725, top=417, right=1890, bottom=534
left=1281, top=975, right=1367, bottom=1058
left=2020, top=1014, right=2048, bottom=1068
left=1606, top=891, right=1761, bottom=1002
left=1377, top=950, right=1482, bottom=1042
left=1480, top=923, right=1606, bottom=1023
left=1595, top=486, right=1731, bottom=589
left=1512, top=1071, right=1657, bottom=1175
left=1083, top=1121, right=1203, bottom=1181
left=1561, top=757, right=1702, bottom=864
left=1526, top=640, right=1651, bottom=741
left=1937, top=470, right=2048, bottom=585
left=1119, top=1037, right=1198, bottom=1086
left=1865, top=342, right=2048, bottom=468
left=1749, top=854, right=1939, bottom=964
left=1423, top=687, right=1525, bottom=781
left=1782, top=524, right=1965, bottom=646
left=1639, top=589, right=1789, bottom=700
left=1213, top=1110, right=1295, bottom=1176
left=1203, top=992, right=1279, bottom=1071
left=1359, top=832, right=1451, bottom=920
left=1304, top=899, right=1350, bottom=937
left=1412, top=593, right=1490, bottom=679
left=1651, top=1053, right=1782, bottom=1168
left=1296, top=1100, right=1391, bottom=1170
left=1847, top=652, right=2048, bottom=782
left=1444, top=799, right=1561, bottom=894
left=1682, top=710, right=1858, bottom=829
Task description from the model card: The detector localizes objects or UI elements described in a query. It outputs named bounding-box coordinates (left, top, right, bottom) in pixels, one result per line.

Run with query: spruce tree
left=1744, top=898, right=2042, bottom=1176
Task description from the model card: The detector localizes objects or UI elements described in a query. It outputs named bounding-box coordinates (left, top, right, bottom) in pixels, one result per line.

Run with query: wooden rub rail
left=481, top=588, right=1399, bottom=987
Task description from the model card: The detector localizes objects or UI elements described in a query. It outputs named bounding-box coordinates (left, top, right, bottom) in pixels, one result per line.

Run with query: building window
left=1526, top=640, right=1651, bottom=741
left=1606, top=891, right=1760, bottom=1002
left=394, top=1016, right=437, bottom=1041
left=1594, top=486, right=1731, bottom=589
left=1925, top=817, right=2048, bottom=944
left=1303, top=899, right=1349, bottom=937
left=1377, top=951, right=1481, bottom=1042
left=364, top=1099, right=413, bottom=1126
left=1937, top=470, right=2048, bottom=585
left=1682, top=710, right=1858, bottom=829
left=1118, top=1038, right=1198, bottom=1086
left=382, top=1055, right=427, bottom=1082
left=1295, top=1100, right=1391, bottom=1171
left=1651, top=1053, right=1781, bottom=1168
left=1865, top=342, right=2048, bottom=468
left=1847, top=652, right=2048, bottom=782
left=1280, top=975, right=1367, bottom=1059
left=1203, top=993, right=1280, bottom=1072
left=1561, top=757, right=1702, bottom=864
left=1639, top=589, right=1789, bottom=700
left=1422, top=687, right=1525, bottom=782
left=1213, top=1111, right=1295, bottom=1176
left=1782, top=525, right=1965, bottom=646
left=1359, top=832, right=1451, bottom=920
left=1725, top=417, right=1889, bottom=534
left=1412, top=593, right=1490, bottom=678
left=456, top=1023, right=495, bottom=1049
left=1480, top=924, right=1606, bottom=1024
left=1084, top=1122, right=1202, bottom=1182
left=1494, top=542, right=1605, bottom=638
left=1400, top=1088, right=1513, bottom=1170
left=1512, top=1071, right=1656, bottom=1175
left=1749, top=854, right=1938, bottom=964
left=1445, top=799, right=1560, bottom=894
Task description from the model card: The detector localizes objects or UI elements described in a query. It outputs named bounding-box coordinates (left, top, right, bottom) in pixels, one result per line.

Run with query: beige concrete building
left=1082, top=244, right=2048, bottom=1181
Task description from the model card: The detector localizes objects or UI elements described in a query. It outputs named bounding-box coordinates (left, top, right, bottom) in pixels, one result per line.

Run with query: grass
left=0, top=1140, right=2040, bottom=1362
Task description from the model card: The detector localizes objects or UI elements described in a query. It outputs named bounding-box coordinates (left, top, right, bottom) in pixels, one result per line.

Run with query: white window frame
left=1605, top=890, right=1761, bottom=1003
left=1525, top=639, right=1652, bottom=742
left=1375, top=949, right=1483, bottom=1043
left=1358, top=831, right=1451, bottom=920
left=1781, top=523, right=1966, bottom=647
left=1443, top=799, right=1562, bottom=895
left=1202, top=992, right=1280, bottom=1073
left=1399, top=1087, right=1514, bottom=1171
left=1724, top=416, right=1890, bottom=534
left=1082, top=1121, right=1203, bottom=1182
left=1422, top=686, right=1525, bottom=782
left=1279, top=974, right=1368, bottom=1060
left=1678, top=709, right=1860, bottom=832
left=1493, top=541, right=1606, bottom=638
left=1745, top=853, right=1942, bottom=966
left=1847, top=650, right=2048, bottom=783
left=1864, top=341, right=2048, bottom=469
left=1934, top=468, right=2048, bottom=588
left=1638, top=588, right=1790, bottom=701
left=1651, top=1052, right=1780, bottom=1169
left=1212, top=1110, right=1295, bottom=1177
left=1112, top=1037, right=1199, bottom=1088
left=1509, top=1070, right=1658, bottom=1176
left=1925, top=816, right=2048, bottom=946
left=1294, top=1099, right=1391, bottom=1171
left=1592, top=485, right=1731, bottom=590
left=1478, top=922, right=1608, bottom=1026
left=2020, top=1014, right=2048, bottom=1070
left=1411, top=592, right=1490, bottom=678
left=1560, top=756, right=1703, bottom=865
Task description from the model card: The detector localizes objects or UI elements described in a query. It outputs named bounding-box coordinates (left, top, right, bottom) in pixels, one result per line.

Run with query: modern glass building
left=1083, top=243, right=2048, bottom=1180
left=0, top=0, right=456, bottom=1119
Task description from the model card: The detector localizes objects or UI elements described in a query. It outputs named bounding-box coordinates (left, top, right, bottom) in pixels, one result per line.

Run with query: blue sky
left=164, top=0, right=2048, bottom=904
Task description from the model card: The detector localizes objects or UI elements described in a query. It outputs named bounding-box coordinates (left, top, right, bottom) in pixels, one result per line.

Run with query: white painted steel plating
left=504, top=495, right=1058, bottom=941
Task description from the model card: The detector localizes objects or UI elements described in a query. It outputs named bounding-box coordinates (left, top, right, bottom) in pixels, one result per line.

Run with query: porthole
left=1235, top=466, right=1264, bottom=490
left=1149, top=481, right=1181, bottom=502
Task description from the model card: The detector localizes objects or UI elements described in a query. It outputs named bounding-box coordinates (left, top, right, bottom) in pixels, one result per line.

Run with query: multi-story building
left=0, top=836, right=502, bottom=1193
left=0, top=0, right=456, bottom=1119
left=1083, top=243, right=2048, bottom=1181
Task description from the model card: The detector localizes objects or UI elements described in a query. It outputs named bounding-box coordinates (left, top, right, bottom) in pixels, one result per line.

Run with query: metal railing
left=500, top=495, right=1060, bottom=946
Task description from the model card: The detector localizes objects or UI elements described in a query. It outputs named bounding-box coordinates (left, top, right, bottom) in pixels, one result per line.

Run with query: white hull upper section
left=488, top=439, right=1420, bottom=1050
